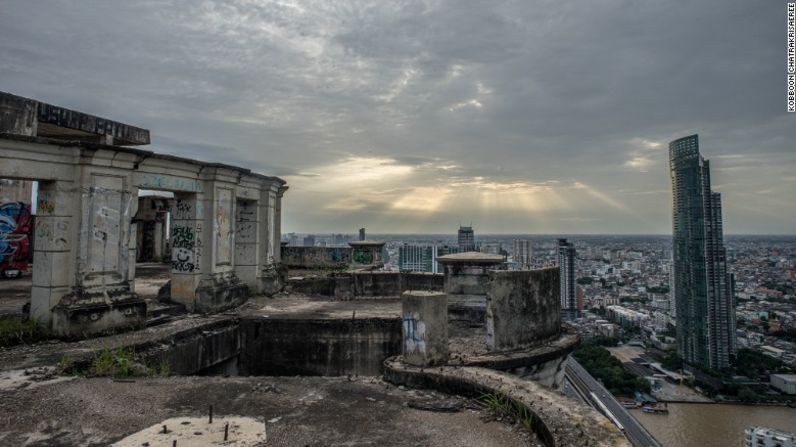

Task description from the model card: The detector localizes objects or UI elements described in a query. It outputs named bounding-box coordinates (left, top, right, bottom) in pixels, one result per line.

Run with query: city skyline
left=1, top=1, right=793, bottom=235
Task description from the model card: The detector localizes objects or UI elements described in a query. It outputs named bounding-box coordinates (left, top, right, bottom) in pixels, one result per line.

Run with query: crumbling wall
left=238, top=317, right=401, bottom=376
left=281, top=246, right=352, bottom=269
left=402, top=272, right=444, bottom=291
left=486, top=268, right=560, bottom=350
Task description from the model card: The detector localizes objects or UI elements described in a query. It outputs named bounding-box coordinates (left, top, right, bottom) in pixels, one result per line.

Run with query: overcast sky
left=1, top=1, right=793, bottom=234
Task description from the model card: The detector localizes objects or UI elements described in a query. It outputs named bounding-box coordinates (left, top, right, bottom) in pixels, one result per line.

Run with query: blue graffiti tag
left=0, top=202, right=25, bottom=264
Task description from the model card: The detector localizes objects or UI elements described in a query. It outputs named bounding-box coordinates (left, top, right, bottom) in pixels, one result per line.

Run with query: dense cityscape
left=277, top=139, right=796, bottom=447
left=1, top=1, right=795, bottom=446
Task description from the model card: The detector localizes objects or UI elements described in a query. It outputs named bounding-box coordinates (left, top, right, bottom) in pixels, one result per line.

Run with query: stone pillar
left=401, top=291, right=448, bottom=366
left=50, top=172, right=144, bottom=336
left=192, top=183, right=247, bottom=312
left=234, top=199, right=258, bottom=289
left=170, top=192, right=203, bottom=308
left=272, top=185, right=287, bottom=263
left=30, top=180, right=78, bottom=326
left=255, top=183, right=287, bottom=295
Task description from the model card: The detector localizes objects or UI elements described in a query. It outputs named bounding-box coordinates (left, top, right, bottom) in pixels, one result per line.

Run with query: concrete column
left=189, top=182, right=247, bottom=312
left=272, top=186, right=287, bottom=263
left=401, top=291, right=448, bottom=366
left=50, top=172, right=143, bottom=336
left=262, top=187, right=276, bottom=265
left=30, top=180, right=79, bottom=326
left=170, top=192, right=203, bottom=308
left=234, top=199, right=258, bottom=289
left=127, top=186, right=139, bottom=294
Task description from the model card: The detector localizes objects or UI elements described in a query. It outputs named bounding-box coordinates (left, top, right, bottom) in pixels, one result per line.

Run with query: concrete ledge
left=383, top=358, right=630, bottom=447
left=194, top=274, right=249, bottom=314
left=51, top=298, right=146, bottom=338
left=453, top=332, right=579, bottom=371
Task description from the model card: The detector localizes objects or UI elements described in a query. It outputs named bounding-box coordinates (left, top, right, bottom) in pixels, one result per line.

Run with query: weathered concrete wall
left=402, top=272, right=444, bottom=292
left=0, top=179, right=32, bottom=203
left=443, top=264, right=495, bottom=324
left=238, top=317, right=402, bottom=376
left=0, top=93, right=37, bottom=137
left=140, top=321, right=241, bottom=375
left=281, top=246, right=352, bottom=269
left=401, top=291, right=448, bottom=366
left=286, top=272, right=444, bottom=299
left=486, top=268, right=560, bottom=350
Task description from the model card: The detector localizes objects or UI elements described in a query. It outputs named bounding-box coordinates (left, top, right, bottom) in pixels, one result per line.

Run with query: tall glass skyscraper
left=669, top=134, right=736, bottom=370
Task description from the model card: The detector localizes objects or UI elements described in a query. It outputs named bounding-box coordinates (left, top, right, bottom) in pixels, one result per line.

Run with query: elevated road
left=565, top=358, right=662, bottom=447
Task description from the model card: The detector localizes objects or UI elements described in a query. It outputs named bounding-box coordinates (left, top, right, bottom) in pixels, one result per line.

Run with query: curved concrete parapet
left=383, top=358, right=631, bottom=447
left=450, top=330, right=579, bottom=388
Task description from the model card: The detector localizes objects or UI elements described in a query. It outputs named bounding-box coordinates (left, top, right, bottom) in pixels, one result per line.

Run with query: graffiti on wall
left=235, top=200, right=255, bottom=244
left=402, top=312, right=427, bottom=354
left=215, top=188, right=233, bottom=265
left=0, top=202, right=32, bottom=270
left=353, top=247, right=373, bottom=264
left=171, top=224, right=195, bottom=272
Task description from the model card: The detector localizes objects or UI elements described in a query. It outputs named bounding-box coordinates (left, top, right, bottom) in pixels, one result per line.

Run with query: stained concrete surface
left=0, top=376, right=540, bottom=447
left=0, top=262, right=172, bottom=318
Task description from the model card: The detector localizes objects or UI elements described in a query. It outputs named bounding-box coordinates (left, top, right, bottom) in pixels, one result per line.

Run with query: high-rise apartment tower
left=558, top=238, right=577, bottom=320
left=669, top=134, right=736, bottom=369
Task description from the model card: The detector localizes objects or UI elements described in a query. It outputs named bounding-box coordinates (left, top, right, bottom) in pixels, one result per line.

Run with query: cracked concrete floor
left=0, top=375, right=541, bottom=447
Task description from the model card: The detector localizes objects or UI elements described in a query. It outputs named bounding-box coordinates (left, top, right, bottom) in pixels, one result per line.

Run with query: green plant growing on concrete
left=480, top=392, right=535, bottom=433
left=57, top=354, right=75, bottom=375
left=0, top=317, right=47, bottom=347
left=150, top=360, right=171, bottom=377
left=90, top=348, right=141, bottom=378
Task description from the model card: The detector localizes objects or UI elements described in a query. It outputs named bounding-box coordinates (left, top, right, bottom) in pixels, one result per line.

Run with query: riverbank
left=630, top=402, right=796, bottom=447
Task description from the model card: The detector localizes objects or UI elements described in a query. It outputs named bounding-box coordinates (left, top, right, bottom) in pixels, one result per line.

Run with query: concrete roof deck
left=0, top=375, right=538, bottom=446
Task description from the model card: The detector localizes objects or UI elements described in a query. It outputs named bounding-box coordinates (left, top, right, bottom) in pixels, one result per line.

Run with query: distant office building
left=332, top=233, right=349, bottom=246
left=558, top=238, right=577, bottom=320
left=359, top=228, right=366, bottom=241
left=669, top=134, right=736, bottom=369
left=399, top=243, right=459, bottom=274
left=303, top=235, right=316, bottom=247
left=513, top=239, right=533, bottom=267
left=399, top=244, right=434, bottom=272
left=288, top=232, right=299, bottom=247
left=744, top=426, right=795, bottom=447
left=481, top=243, right=502, bottom=255
left=458, top=226, right=475, bottom=251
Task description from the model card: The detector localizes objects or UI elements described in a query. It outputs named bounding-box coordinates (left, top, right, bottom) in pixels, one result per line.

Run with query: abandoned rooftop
left=0, top=91, right=628, bottom=446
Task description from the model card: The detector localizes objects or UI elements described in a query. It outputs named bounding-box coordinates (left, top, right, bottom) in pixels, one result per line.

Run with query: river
left=630, top=403, right=796, bottom=447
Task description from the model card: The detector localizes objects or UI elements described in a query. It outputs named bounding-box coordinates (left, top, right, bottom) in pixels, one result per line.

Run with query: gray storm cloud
left=1, top=0, right=793, bottom=234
